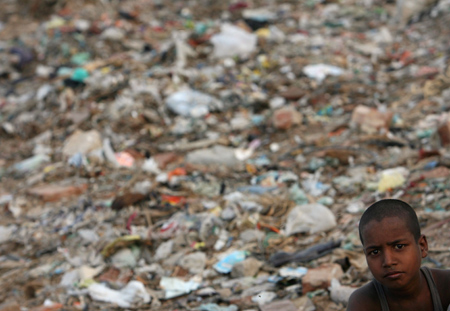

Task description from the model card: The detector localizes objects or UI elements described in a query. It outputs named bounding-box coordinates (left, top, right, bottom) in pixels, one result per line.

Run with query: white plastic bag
left=285, top=203, right=337, bottom=235
left=160, top=277, right=200, bottom=299
left=303, top=64, right=344, bottom=83
left=210, top=24, right=257, bottom=58
left=88, top=281, right=151, bottom=308
left=166, top=89, right=223, bottom=118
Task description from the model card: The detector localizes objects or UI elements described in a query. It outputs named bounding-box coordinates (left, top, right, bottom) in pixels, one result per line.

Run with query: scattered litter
left=1, top=1, right=450, bottom=310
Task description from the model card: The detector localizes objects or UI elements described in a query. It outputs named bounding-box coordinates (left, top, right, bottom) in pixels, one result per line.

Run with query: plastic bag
left=166, top=89, right=223, bottom=118
left=88, top=281, right=150, bottom=308
left=285, top=203, right=336, bottom=236
left=210, top=24, right=257, bottom=58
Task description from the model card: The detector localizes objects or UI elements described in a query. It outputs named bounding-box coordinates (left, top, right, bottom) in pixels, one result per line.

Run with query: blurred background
left=1, top=0, right=450, bottom=310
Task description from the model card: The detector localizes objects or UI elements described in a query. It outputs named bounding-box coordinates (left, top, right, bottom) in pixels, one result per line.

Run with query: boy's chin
left=375, top=274, right=407, bottom=289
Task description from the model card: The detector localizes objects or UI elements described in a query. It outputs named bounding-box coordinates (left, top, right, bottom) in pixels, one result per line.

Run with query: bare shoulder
left=347, top=281, right=381, bottom=311
left=429, top=267, right=450, bottom=307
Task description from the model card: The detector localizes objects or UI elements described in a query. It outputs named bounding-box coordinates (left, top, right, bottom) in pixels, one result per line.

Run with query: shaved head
left=359, top=199, right=421, bottom=245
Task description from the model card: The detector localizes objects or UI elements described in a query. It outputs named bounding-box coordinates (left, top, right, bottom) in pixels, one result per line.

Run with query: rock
left=62, top=130, right=102, bottom=157
left=302, top=263, right=344, bottom=294
left=110, top=248, right=138, bottom=268
left=217, top=288, right=232, bottom=299
left=279, top=87, right=305, bottom=100
left=273, top=106, right=303, bottom=130
left=179, top=252, right=207, bottom=274
left=186, top=145, right=240, bottom=167
left=27, top=184, right=88, bottom=202
left=239, top=229, right=265, bottom=243
left=351, top=105, right=393, bottom=133
left=231, top=257, right=263, bottom=278
left=154, top=240, right=174, bottom=261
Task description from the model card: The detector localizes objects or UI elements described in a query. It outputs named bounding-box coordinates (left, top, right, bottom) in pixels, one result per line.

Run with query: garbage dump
left=1, top=0, right=450, bottom=310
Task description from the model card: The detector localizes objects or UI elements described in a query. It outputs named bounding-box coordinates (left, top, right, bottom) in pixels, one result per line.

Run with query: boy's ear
left=419, top=234, right=428, bottom=258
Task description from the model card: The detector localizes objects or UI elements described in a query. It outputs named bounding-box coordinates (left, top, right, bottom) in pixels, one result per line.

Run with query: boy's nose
left=382, top=250, right=396, bottom=267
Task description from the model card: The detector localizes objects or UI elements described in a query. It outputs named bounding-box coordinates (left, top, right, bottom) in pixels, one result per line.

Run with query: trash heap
left=1, top=0, right=450, bottom=310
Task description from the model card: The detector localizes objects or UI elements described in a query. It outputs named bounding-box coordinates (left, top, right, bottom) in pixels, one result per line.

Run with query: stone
left=154, top=240, right=174, bottom=261
left=239, top=229, right=265, bottom=243
left=302, top=263, right=344, bottom=294
left=179, top=252, right=207, bottom=274
left=231, top=257, right=263, bottom=278
left=273, top=106, right=303, bottom=130
left=62, top=129, right=102, bottom=157
left=110, top=248, right=138, bottom=268
left=217, top=288, right=232, bottom=299
left=27, top=184, right=88, bottom=202
left=351, top=105, right=393, bottom=133
left=279, top=87, right=305, bottom=100
left=186, top=145, right=239, bottom=167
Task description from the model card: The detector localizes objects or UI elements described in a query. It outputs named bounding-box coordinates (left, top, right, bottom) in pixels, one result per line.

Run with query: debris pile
left=1, top=0, right=450, bottom=310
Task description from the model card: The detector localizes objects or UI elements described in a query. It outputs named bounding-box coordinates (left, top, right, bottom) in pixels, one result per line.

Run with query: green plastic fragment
left=71, top=67, right=89, bottom=82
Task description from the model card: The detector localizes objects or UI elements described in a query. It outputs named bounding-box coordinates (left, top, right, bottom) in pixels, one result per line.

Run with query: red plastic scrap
left=126, top=211, right=138, bottom=233
left=168, top=167, right=187, bottom=180
left=160, top=220, right=178, bottom=233
left=257, top=222, right=280, bottom=234
left=407, top=176, right=425, bottom=189
left=188, top=34, right=212, bottom=47
left=161, top=194, right=186, bottom=205
left=388, top=50, right=414, bottom=65
left=152, top=26, right=165, bottom=32
left=418, top=149, right=440, bottom=160
left=399, top=51, right=413, bottom=65
left=229, top=2, right=249, bottom=11
left=328, top=126, right=348, bottom=137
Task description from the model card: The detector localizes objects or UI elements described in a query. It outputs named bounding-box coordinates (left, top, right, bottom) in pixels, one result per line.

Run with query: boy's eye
left=395, top=244, right=405, bottom=250
left=369, top=249, right=379, bottom=255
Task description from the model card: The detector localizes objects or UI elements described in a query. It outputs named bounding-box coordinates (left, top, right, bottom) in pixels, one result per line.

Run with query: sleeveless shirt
left=372, top=266, right=444, bottom=311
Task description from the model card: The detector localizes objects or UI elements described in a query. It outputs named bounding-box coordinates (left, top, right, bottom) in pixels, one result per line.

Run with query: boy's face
left=361, top=216, right=428, bottom=291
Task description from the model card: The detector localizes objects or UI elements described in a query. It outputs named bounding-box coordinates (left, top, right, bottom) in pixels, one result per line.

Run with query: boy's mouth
left=384, top=271, right=403, bottom=279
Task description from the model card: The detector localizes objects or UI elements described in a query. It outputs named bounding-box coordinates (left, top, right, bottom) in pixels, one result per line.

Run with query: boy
left=347, top=199, right=450, bottom=311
